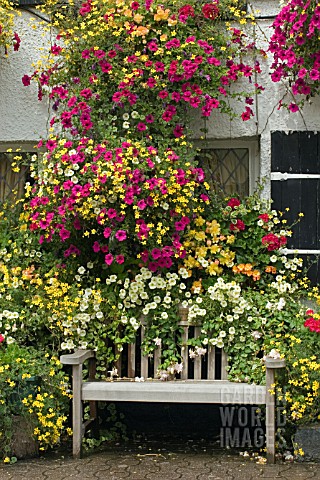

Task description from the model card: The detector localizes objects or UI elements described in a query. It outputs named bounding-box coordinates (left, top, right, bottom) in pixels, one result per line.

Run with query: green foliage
left=0, top=343, right=71, bottom=462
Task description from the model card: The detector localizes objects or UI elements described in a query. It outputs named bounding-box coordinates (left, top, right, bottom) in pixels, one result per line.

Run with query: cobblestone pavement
left=0, top=449, right=319, bottom=480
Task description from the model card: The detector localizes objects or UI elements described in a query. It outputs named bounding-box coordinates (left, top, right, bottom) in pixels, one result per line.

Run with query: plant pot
left=11, top=416, right=39, bottom=459
left=294, top=424, right=320, bottom=461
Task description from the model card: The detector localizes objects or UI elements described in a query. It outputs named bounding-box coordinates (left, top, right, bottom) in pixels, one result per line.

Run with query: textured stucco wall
left=0, top=9, right=51, bottom=146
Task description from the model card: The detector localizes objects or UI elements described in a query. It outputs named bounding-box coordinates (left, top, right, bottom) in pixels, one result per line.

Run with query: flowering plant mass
left=269, top=0, right=320, bottom=111
left=0, top=0, right=21, bottom=54
left=0, top=0, right=319, bottom=461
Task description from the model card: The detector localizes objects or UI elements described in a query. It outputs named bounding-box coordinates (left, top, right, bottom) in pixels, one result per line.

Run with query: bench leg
left=72, top=364, right=83, bottom=459
left=266, top=367, right=275, bottom=464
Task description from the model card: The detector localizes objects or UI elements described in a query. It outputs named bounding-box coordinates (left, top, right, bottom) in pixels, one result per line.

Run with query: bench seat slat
left=82, top=380, right=266, bottom=404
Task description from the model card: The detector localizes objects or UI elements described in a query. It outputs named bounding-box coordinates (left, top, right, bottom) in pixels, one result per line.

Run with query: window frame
left=0, top=143, right=38, bottom=201
left=193, top=138, right=260, bottom=196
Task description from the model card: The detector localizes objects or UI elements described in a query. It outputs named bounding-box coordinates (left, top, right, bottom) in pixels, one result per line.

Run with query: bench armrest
left=60, top=349, right=95, bottom=366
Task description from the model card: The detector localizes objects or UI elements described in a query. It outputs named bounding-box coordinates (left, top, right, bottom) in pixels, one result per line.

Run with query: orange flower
left=154, top=7, right=170, bottom=21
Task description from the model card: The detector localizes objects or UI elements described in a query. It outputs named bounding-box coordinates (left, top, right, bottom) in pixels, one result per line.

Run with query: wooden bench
left=60, top=315, right=285, bottom=463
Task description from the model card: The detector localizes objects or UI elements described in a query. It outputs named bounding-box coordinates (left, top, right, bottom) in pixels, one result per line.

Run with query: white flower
left=189, top=349, right=196, bottom=359
left=154, top=337, right=162, bottom=346
left=178, top=267, right=189, bottom=279
left=195, top=346, right=207, bottom=356
left=251, top=330, right=262, bottom=340
left=131, top=111, right=139, bottom=118
left=123, top=121, right=130, bottom=129
left=161, top=312, right=168, bottom=319
left=122, top=113, right=130, bottom=120
left=276, top=298, right=286, bottom=310
left=108, top=367, right=118, bottom=378
left=161, top=202, right=169, bottom=210
left=267, top=349, right=281, bottom=360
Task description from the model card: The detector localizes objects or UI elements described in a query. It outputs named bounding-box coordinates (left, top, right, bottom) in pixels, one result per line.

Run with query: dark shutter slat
left=299, top=132, right=319, bottom=173
left=271, top=131, right=320, bottom=284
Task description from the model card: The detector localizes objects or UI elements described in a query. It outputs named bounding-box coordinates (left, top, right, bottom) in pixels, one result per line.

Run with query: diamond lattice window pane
left=199, top=148, right=249, bottom=198
left=0, top=152, right=30, bottom=202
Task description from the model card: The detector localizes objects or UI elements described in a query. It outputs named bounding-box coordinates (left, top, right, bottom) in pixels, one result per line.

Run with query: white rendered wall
left=0, top=9, right=51, bottom=147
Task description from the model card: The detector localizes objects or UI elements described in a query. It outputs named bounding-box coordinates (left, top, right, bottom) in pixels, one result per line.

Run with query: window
left=0, top=146, right=35, bottom=202
left=195, top=140, right=259, bottom=198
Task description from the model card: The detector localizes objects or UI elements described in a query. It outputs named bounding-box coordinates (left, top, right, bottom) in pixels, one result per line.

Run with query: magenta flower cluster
left=269, top=0, right=320, bottom=111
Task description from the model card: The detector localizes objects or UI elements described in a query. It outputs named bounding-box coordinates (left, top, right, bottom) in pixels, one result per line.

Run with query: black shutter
left=271, top=131, right=320, bottom=283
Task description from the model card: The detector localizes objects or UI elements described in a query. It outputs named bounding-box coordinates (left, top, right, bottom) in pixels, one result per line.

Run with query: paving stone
left=0, top=450, right=320, bottom=480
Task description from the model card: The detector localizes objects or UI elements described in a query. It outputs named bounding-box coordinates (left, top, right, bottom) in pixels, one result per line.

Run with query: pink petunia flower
left=115, top=230, right=127, bottom=241
left=105, top=253, right=114, bottom=265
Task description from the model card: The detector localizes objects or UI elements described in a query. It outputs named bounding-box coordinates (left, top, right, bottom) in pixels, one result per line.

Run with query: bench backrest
left=114, top=308, right=228, bottom=381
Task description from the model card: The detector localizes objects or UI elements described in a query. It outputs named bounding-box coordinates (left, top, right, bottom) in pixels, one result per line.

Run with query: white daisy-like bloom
left=129, top=284, right=139, bottom=294
left=178, top=267, right=189, bottom=278
left=129, top=293, right=139, bottom=303
left=123, top=121, right=130, bottom=129
left=216, top=339, right=224, bottom=349
left=122, top=113, right=130, bottom=120
left=119, top=289, right=126, bottom=299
